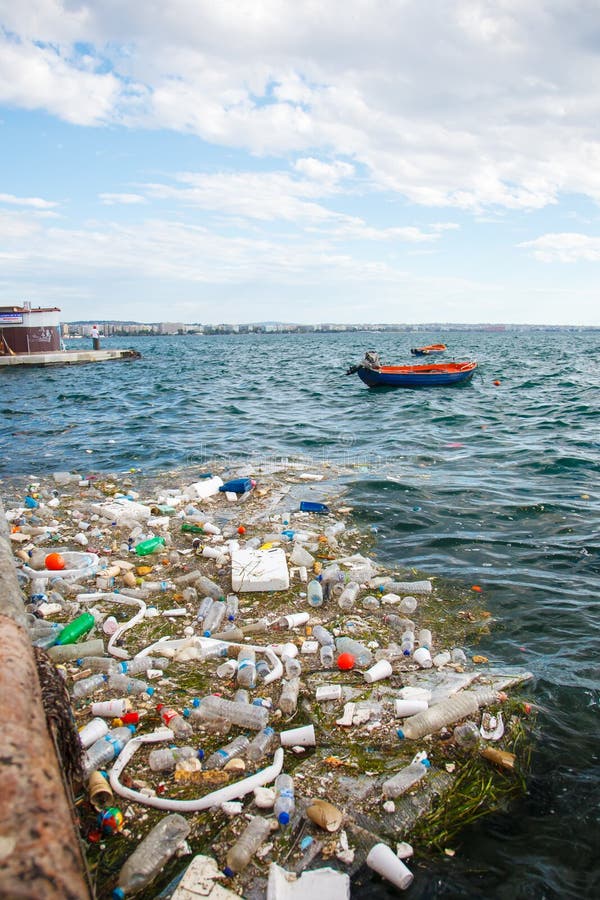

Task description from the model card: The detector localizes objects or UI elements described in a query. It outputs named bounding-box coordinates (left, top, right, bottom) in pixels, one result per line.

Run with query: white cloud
left=519, top=232, right=600, bottom=262
left=0, top=191, right=57, bottom=209
left=99, top=193, right=146, bottom=205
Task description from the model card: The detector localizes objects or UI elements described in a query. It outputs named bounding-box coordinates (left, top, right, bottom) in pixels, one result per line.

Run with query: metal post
left=0, top=500, right=93, bottom=899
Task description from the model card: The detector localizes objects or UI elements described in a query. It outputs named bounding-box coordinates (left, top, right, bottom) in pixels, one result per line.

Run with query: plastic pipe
left=110, top=730, right=285, bottom=811
left=76, top=592, right=147, bottom=660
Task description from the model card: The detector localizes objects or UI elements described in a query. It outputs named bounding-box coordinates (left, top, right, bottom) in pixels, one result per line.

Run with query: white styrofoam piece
left=267, top=863, right=350, bottom=900
left=231, top=547, right=289, bottom=592
left=91, top=499, right=151, bottom=523
left=171, top=854, right=240, bottom=899
left=183, top=476, right=224, bottom=500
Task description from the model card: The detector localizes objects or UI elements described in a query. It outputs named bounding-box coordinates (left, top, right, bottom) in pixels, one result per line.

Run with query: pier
left=0, top=348, right=141, bottom=368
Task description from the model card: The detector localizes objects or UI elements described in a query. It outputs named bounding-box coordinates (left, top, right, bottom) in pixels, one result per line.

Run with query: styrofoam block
left=231, top=547, right=289, bottom=592
left=171, top=854, right=239, bottom=899
left=91, top=499, right=151, bottom=523
left=183, top=476, right=224, bottom=500
left=267, top=863, right=350, bottom=900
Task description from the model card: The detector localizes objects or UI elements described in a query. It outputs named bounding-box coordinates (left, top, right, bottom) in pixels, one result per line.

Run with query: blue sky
left=1, top=1, right=600, bottom=326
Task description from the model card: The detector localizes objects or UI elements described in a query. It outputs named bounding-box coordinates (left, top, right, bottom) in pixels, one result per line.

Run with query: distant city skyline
left=2, top=3, right=600, bottom=326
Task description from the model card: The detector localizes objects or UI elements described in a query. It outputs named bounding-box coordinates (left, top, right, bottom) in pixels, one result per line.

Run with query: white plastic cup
left=364, top=659, right=393, bottom=683
left=394, top=699, right=429, bottom=717
left=366, top=843, right=414, bottom=890
left=280, top=724, right=316, bottom=747
left=413, top=647, right=433, bottom=668
left=91, top=699, right=130, bottom=718
left=102, top=615, right=119, bottom=635
left=78, top=717, right=109, bottom=748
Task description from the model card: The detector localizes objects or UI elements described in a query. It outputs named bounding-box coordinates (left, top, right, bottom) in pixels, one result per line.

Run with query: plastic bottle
left=399, top=596, right=418, bottom=615
left=72, top=673, right=108, bottom=699
left=382, top=758, right=430, bottom=798
left=312, top=624, right=334, bottom=646
left=91, top=699, right=131, bottom=718
left=113, top=814, right=190, bottom=898
left=202, top=600, right=226, bottom=636
left=400, top=629, right=415, bottom=657
left=49, top=638, right=105, bottom=663
left=278, top=677, right=300, bottom=715
left=157, top=704, right=193, bottom=739
left=362, top=594, right=381, bottom=612
left=196, top=596, right=214, bottom=624
left=234, top=689, right=250, bottom=705
left=255, top=658, right=271, bottom=681
left=319, top=644, right=334, bottom=667
left=283, top=654, right=302, bottom=677
left=181, top=522, right=205, bottom=534
left=236, top=647, right=256, bottom=688
left=417, top=629, right=432, bottom=649
left=194, top=576, right=224, bottom=600
left=84, top=725, right=136, bottom=776
left=135, top=535, right=166, bottom=556
left=397, top=689, right=500, bottom=740
left=148, top=746, right=200, bottom=772
left=54, top=612, right=95, bottom=645
left=320, top=564, right=345, bottom=600
left=190, top=695, right=269, bottom=730
left=79, top=656, right=117, bottom=673
left=273, top=773, right=295, bottom=825
left=115, top=657, right=169, bottom=676
left=335, top=637, right=373, bottom=668
left=338, top=581, right=360, bottom=611
left=384, top=614, right=414, bottom=633
left=204, top=734, right=250, bottom=770
left=453, top=721, right=480, bottom=749
left=307, top=579, right=323, bottom=607
left=223, top=816, right=272, bottom=876
left=247, top=726, right=276, bottom=763
left=225, top=594, right=239, bottom=622
left=107, top=673, right=155, bottom=698
left=271, top=612, right=310, bottom=631
left=79, top=717, right=109, bottom=748
left=182, top=585, right=198, bottom=603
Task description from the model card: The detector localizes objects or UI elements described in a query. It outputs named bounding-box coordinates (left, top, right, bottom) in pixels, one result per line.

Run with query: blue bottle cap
left=197, top=748, right=205, bottom=760
left=113, top=889, right=125, bottom=899
left=223, top=867, right=234, bottom=878
left=277, top=811, right=290, bottom=825
left=127, top=724, right=136, bottom=733
left=183, top=708, right=191, bottom=717
left=396, top=729, right=405, bottom=739
left=145, top=687, right=155, bottom=697
left=203, top=630, right=211, bottom=637
left=422, top=758, right=431, bottom=767
left=192, top=698, right=200, bottom=707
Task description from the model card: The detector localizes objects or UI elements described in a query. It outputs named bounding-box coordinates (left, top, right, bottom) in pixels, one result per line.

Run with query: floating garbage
left=1, top=461, right=535, bottom=899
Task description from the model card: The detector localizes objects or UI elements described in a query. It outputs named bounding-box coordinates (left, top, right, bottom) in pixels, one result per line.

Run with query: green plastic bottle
left=55, top=612, right=95, bottom=645
left=181, top=523, right=204, bottom=534
left=135, top=536, right=166, bottom=556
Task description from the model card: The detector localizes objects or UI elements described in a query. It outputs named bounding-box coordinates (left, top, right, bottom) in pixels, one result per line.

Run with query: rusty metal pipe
left=0, top=500, right=92, bottom=899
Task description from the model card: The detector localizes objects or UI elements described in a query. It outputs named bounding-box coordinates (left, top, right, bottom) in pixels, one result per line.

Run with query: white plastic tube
left=109, top=730, right=285, bottom=811
left=135, top=636, right=284, bottom=684
left=76, top=592, right=147, bottom=660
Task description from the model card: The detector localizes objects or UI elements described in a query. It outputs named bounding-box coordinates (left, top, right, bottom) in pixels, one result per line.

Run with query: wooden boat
left=348, top=358, right=477, bottom=388
left=410, top=343, right=447, bottom=356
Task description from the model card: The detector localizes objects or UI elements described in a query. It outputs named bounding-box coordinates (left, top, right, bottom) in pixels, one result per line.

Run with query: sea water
left=1, top=328, right=599, bottom=898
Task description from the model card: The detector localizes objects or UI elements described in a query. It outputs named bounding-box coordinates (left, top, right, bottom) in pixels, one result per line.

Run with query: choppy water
left=2, top=329, right=599, bottom=898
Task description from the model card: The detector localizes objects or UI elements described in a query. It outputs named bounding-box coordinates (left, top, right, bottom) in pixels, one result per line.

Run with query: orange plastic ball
left=493, top=380, right=501, bottom=386
left=471, top=585, right=483, bottom=592
left=45, top=552, right=65, bottom=571
left=237, top=526, right=246, bottom=535
left=337, top=652, right=355, bottom=671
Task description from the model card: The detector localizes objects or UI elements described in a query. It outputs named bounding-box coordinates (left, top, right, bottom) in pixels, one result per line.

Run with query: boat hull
left=410, top=344, right=447, bottom=356
left=356, top=361, right=477, bottom=388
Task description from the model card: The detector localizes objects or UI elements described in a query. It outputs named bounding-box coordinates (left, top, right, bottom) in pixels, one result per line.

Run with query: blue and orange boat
left=346, top=352, right=477, bottom=388
left=410, top=343, right=447, bottom=356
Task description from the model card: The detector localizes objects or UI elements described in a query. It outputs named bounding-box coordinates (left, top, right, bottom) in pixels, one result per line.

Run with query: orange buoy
left=45, top=552, right=66, bottom=571
left=493, top=380, right=501, bottom=386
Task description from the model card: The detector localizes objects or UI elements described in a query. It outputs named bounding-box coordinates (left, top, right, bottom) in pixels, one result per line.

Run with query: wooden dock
left=0, top=348, right=141, bottom=368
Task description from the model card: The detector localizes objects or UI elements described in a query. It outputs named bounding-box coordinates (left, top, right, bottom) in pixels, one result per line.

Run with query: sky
left=1, top=2, right=600, bottom=326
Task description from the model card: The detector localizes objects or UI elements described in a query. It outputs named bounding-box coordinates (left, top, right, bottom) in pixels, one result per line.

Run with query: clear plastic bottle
left=417, top=629, right=432, bottom=650
left=72, top=673, right=108, bottom=699
left=204, top=734, right=250, bottom=770
left=271, top=613, right=310, bottom=631
left=273, top=773, right=295, bottom=825
left=320, top=564, right=344, bottom=600
left=223, top=816, right=272, bottom=876
left=278, top=677, right=300, bottom=715
left=190, top=695, right=269, bottom=730
left=202, top=600, right=227, bottom=636
left=84, top=725, right=136, bottom=776
left=157, top=704, right=193, bottom=739
left=234, top=689, right=250, bottom=705
left=181, top=585, right=198, bottom=603
left=400, top=629, right=415, bottom=657
left=383, top=614, right=414, bottom=633
left=148, top=746, right=200, bottom=772
left=196, top=596, right=214, bottom=624
left=312, top=624, right=334, bottom=646
left=382, top=759, right=430, bottom=798
left=225, top=594, right=239, bottom=622
left=362, top=594, right=381, bottom=612
left=338, top=581, right=360, bottom=611
left=319, top=644, right=334, bottom=668
left=50, top=638, right=105, bottom=663
left=115, top=656, right=169, bottom=676
left=384, top=580, right=432, bottom=594
left=247, top=726, right=276, bottom=763
left=113, top=814, right=190, bottom=898
left=283, top=654, right=302, bottom=678
left=107, top=673, right=155, bottom=698
left=79, top=656, right=118, bottom=674
left=399, top=596, right=418, bottom=615
left=236, top=647, right=256, bottom=688
left=397, top=689, right=499, bottom=740
left=307, top=578, right=323, bottom=607
left=194, top=576, right=224, bottom=600
left=335, top=637, right=373, bottom=668
left=453, top=721, right=480, bottom=749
